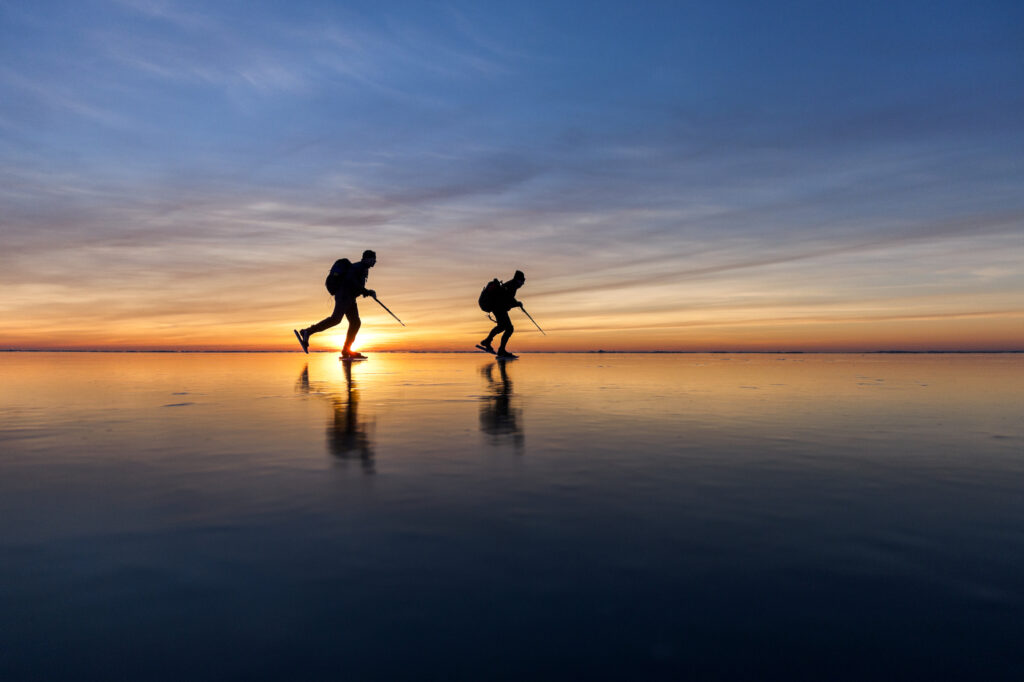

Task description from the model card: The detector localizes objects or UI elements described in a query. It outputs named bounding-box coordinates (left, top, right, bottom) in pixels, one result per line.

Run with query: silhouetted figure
left=479, top=360, right=523, bottom=451
left=296, top=362, right=374, bottom=474
left=295, top=250, right=377, bottom=359
left=477, top=270, right=525, bottom=359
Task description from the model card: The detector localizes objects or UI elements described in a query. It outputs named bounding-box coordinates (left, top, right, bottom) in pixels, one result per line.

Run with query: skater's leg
left=483, top=310, right=510, bottom=346
left=342, top=301, right=361, bottom=353
left=498, top=322, right=514, bottom=353
left=482, top=324, right=501, bottom=346
left=305, top=295, right=352, bottom=336
left=487, top=310, right=512, bottom=353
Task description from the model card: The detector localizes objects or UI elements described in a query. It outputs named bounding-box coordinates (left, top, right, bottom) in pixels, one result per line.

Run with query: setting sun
left=325, top=330, right=382, bottom=352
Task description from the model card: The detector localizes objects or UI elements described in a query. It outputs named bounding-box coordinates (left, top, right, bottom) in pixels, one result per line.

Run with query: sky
left=1, top=0, right=1022, bottom=351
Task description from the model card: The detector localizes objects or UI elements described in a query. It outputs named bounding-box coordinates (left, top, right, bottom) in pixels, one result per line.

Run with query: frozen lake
left=1, top=352, right=1022, bottom=680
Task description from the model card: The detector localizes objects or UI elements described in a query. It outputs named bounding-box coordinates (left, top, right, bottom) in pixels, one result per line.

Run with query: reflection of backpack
left=325, top=259, right=351, bottom=295
left=478, top=279, right=502, bottom=312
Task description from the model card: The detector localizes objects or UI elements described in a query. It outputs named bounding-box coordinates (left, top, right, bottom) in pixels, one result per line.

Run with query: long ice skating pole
left=520, top=306, right=546, bottom=335
left=371, top=295, right=406, bottom=326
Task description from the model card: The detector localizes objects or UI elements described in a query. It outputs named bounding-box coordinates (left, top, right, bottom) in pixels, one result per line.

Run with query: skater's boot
left=293, top=329, right=310, bottom=354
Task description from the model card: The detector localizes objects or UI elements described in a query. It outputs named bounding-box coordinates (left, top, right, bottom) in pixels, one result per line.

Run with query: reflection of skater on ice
left=296, top=362, right=375, bottom=474
left=479, top=360, right=523, bottom=451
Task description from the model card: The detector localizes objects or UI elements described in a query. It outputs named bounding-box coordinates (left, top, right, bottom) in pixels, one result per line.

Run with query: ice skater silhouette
left=294, top=250, right=376, bottom=359
left=477, top=270, right=526, bottom=359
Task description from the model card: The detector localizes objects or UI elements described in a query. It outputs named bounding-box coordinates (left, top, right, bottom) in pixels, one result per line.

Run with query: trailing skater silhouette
left=294, top=250, right=377, bottom=359
left=477, top=270, right=525, bottom=359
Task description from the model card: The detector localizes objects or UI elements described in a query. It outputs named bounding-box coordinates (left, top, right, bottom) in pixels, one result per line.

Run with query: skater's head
left=362, top=250, right=377, bottom=267
left=511, top=270, right=525, bottom=285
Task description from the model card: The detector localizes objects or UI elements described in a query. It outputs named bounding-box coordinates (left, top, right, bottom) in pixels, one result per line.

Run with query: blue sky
left=1, top=0, right=1022, bottom=349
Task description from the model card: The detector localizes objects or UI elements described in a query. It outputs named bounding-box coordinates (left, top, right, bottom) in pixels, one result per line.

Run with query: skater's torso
left=493, top=281, right=521, bottom=311
left=337, top=262, right=370, bottom=298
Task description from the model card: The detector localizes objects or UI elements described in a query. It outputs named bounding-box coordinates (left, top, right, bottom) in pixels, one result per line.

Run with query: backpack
left=478, top=278, right=502, bottom=312
left=325, top=258, right=352, bottom=295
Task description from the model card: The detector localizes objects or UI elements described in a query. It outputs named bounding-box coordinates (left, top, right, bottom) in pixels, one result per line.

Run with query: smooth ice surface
left=1, top=352, right=1022, bottom=680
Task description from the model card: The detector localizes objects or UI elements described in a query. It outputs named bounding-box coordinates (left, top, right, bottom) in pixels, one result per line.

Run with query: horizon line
left=2, top=349, right=1022, bottom=355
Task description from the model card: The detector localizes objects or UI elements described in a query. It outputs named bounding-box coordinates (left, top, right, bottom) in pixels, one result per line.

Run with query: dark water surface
left=1, top=352, right=1022, bottom=680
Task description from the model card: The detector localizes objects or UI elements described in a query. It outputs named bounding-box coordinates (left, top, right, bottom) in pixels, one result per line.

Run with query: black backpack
left=478, top=279, right=502, bottom=312
left=325, top=259, right=352, bottom=295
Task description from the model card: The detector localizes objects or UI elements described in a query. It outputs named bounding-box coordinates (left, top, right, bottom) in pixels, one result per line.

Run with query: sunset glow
left=1, top=1, right=1022, bottom=351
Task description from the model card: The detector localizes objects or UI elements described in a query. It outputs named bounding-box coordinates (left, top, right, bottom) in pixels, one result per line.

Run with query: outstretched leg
left=305, top=295, right=353, bottom=338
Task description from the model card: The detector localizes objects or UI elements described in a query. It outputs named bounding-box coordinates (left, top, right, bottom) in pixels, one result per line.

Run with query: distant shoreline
left=2, top=349, right=1021, bottom=355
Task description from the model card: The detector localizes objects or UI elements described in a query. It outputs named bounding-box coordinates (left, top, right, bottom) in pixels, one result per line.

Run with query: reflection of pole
left=520, top=307, right=546, bottom=335
left=371, top=295, right=406, bottom=326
